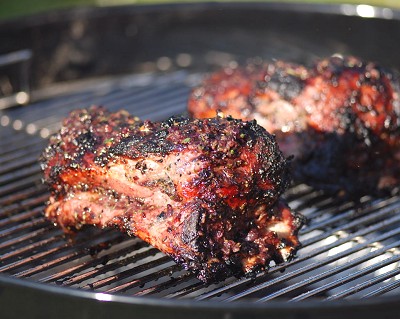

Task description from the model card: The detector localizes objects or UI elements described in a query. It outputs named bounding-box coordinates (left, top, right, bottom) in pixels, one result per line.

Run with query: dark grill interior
left=1, top=69, right=400, bottom=303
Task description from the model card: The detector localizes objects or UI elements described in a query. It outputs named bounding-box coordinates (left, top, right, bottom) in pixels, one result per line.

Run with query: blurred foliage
left=0, top=0, right=399, bottom=20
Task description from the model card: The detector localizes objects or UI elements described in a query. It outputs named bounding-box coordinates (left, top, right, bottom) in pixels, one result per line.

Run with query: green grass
left=0, top=0, right=96, bottom=19
left=0, top=0, right=399, bottom=20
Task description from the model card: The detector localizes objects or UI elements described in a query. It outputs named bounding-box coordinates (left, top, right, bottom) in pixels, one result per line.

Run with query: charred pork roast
left=41, top=106, right=304, bottom=283
left=188, top=56, right=400, bottom=196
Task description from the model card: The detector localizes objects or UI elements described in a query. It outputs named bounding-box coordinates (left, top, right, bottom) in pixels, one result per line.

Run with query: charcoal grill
left=1, top=3, right=400, bottom=318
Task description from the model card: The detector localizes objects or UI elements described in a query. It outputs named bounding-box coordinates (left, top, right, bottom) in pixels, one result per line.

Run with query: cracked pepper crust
left=41, top=106, right=304, bottom=282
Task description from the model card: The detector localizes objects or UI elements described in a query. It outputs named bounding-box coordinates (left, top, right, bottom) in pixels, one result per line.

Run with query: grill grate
left=0, top=70, right=400, bottom=303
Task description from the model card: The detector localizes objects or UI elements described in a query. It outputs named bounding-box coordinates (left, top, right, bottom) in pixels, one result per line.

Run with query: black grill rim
left=1, top=273, right=400, bottom=319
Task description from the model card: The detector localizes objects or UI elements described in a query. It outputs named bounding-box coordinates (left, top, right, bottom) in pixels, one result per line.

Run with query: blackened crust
left=41, top=106, right=304, bottom=283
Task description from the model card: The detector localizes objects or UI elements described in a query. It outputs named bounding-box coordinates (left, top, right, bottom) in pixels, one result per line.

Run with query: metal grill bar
left=361, top=279, right=400, bottom=298
left=134, top=272, right=197, bottom=297
left=164, top=281, right=205, bottom=299
left=254, top=239, right=400, bottom=302
left=82, top=255, right=173, bottom=291
left=61, top=246, right=161, bottom=287
left=0, top=70, right=400, bottom=303
left=301, top=198, right=400, bottom=245
left=223, top=233, right=400, bottom=302
left=0, top=236, right=68, bottom=273
left=105, top=264, right=183, bottom=294
left=0, top=226, right=52, bottom=251
left=0, top=192, right=47, bottom=215
left=4, top=238, right=67, bottom=274
left=0, top=215, right=47, bottom=239
left=322, top=264, right=400, bottom=301
left=0, top=186, right=47, bottom=207
left=38, top=237, right=145, bottom=284
left=15, top=234, right=126, bottom=279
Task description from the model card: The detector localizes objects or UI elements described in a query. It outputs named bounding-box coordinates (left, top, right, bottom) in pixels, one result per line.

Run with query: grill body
left=1, top=3, right=400, bottom=318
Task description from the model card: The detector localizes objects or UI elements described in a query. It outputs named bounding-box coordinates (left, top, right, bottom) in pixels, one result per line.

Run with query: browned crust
left=188, top=56, right=400, bottom=196
left=41, top=106, right=304, bottom=282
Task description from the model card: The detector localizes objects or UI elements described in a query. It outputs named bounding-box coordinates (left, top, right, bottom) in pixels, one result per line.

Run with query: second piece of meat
left=188, top=56, right=400, bottom=196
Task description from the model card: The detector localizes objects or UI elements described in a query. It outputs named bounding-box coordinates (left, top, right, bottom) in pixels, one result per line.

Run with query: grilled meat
left=41, top=106, right=304, bottom=283
left=188, top=56, right=400, bottom=196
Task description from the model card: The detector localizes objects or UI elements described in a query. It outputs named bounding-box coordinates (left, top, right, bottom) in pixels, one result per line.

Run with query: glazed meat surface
left=41, top=106, right=304, bottom=282
left=188, top=56, right=400, bottom=196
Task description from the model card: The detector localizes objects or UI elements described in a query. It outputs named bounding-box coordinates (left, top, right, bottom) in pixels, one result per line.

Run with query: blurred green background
left=0, top=0, right=399, bottom=20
